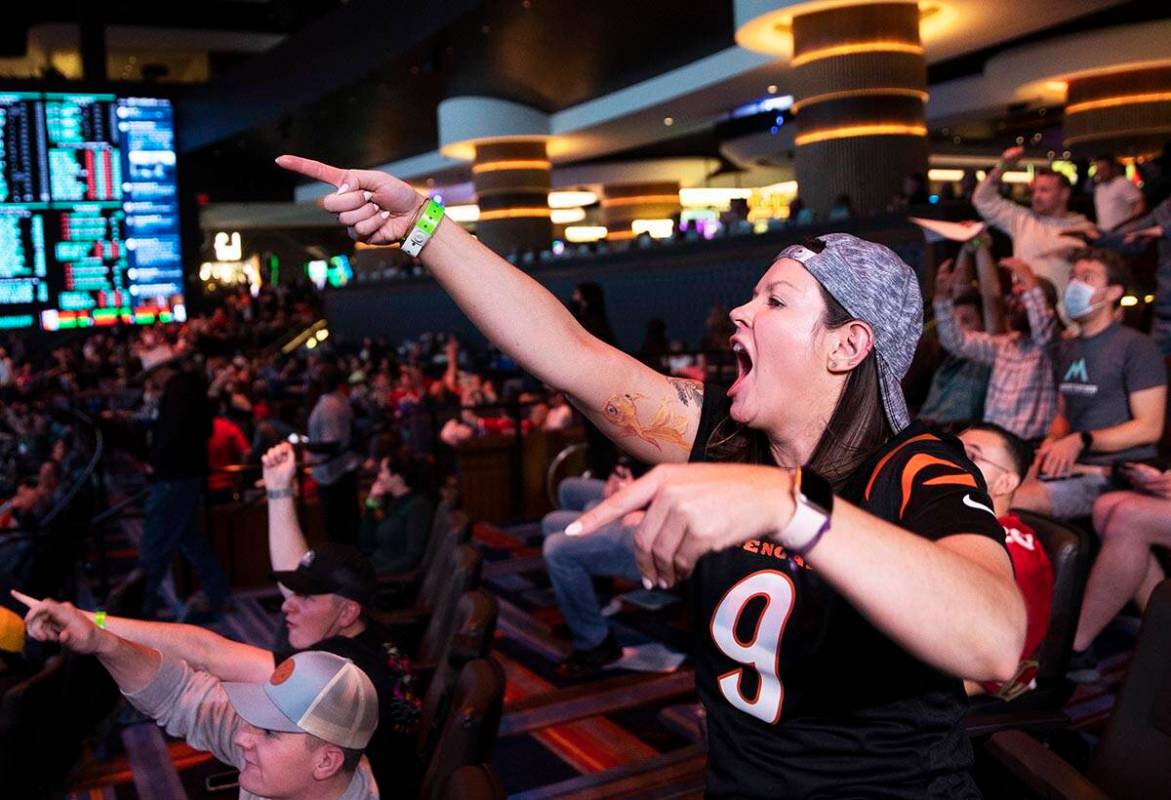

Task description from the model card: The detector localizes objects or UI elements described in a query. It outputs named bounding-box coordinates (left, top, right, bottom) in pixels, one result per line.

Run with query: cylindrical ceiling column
left=601, top=182, right=681, bottom=240
left=789, top=1, right=928, bottom=217
left=1064, top=65, right=1171, bottom=157
left=472, top=140, right=552, bottom=254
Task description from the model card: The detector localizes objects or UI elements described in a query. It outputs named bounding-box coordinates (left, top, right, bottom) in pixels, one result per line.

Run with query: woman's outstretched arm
left=277, top=155, right=704, bottom=463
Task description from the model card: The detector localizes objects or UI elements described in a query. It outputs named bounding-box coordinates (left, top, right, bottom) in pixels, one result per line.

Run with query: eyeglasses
left=965, top=448, right=1016, bottom=476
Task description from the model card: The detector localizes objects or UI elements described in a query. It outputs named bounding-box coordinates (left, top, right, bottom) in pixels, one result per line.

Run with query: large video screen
left=0, top=92, right=185, bottom=332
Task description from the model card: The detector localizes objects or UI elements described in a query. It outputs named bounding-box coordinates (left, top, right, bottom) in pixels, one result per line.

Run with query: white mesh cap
left=223, top=650, right=378, bottom=750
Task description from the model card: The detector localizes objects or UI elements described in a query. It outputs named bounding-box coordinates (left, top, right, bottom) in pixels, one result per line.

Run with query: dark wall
left=322, top=216, right=929, bottom=352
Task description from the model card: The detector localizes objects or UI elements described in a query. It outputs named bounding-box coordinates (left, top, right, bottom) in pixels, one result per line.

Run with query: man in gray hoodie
left=973, top=145, right=1092, bottom=300
left=14, top=589, right=379, bottom=800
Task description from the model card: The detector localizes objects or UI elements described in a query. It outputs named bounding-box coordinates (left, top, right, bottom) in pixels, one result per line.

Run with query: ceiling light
left=759, top=180, right=798, bottom=194
left=550, top=207, right=586, bottom=224
left=927, top=169, right=964, bottom=182
left=631, top=219, right=675, bottom=239
left=547, top=190, right=597, bottom=208
left=791, top=41, right=923, bottom=68
left=679, top=187, right=752, bottom=206
left=564, top=225, right=607, bottom=243
left=767, top=84, right=778, bottom=94
left=663, top=116, right=674, bottom=126
left=794, top=123, right=927, bottom=146
left=477, top=207, right=551, bottom=221
left=446, top=204, right=481, bottom=223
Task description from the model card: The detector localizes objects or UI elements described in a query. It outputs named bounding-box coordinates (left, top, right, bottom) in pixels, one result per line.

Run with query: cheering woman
left=278, top=155, right=1025, bottom=798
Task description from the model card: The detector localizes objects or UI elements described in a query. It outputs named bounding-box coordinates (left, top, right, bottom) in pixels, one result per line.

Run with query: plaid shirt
left=934, top=286, right=1058, bottom=440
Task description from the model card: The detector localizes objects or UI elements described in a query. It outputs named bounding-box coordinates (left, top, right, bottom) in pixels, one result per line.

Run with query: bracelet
left=94, top=609, right=107, bottom=630
left=267, top=487, right=296, bottom=500
left=401, top=198, right=445, bottom=257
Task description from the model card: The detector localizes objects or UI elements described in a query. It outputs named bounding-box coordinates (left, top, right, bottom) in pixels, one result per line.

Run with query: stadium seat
left=441, top=764, right=506, bottom=800
left=966, top=510, right=1091, bottom=735
left=418, top=657, right=506, bottom=800
left=376, top=509, right=469, bottom=610
left=373, top=543, right=483, bottom=659
left=984, top=579, right=1171, bottom=798
left=416, top=590, right=499, bottom=757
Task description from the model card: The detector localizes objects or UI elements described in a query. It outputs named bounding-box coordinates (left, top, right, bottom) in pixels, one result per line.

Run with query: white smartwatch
left=776, top=466, right=833, bottom=557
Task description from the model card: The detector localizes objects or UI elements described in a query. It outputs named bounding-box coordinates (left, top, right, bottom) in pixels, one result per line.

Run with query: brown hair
left=1071, top=247, right=1131, bottom=294
left=706, top=283, right=893, bottom=487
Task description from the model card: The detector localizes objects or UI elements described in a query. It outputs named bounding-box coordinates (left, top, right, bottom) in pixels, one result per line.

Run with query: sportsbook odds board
left=0, top=92, right=185, bottom=332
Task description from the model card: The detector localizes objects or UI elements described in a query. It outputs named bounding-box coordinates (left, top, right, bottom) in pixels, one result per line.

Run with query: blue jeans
left=140, top=477, right=229, bottom=617
left=541, top=476, right=606, bottom=539
left=543, top=524, right=641, bottom=649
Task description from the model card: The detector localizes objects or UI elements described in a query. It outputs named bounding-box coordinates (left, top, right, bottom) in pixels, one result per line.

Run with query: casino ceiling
left=2, top=0, right=1167, bottom=204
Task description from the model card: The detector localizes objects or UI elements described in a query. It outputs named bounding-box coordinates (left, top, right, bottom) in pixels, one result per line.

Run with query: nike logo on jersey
left=962, top=494, right=996, bottom=517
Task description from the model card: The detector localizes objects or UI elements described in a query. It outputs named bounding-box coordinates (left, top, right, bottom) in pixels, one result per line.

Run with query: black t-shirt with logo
left=277, top=620, right=420, bottom=794
left=688, top=383, right=1006, bottom=799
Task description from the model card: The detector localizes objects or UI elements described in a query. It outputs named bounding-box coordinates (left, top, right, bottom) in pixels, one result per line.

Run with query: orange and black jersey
left=688, top=383, right=1005, bottom=799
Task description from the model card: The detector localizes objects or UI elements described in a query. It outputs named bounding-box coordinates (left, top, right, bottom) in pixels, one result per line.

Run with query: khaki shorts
left=1040, top=471, right=1112, bottom=520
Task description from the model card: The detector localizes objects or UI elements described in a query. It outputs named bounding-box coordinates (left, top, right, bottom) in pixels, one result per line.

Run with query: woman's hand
left=566, top=463, right=795, bottom=588
left=261, top=442, right=297, bottom=491
left=275, top=155, right=424, bottom=244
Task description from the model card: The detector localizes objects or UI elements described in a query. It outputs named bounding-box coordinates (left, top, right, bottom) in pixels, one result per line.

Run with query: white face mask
left=1063, top=278, right=1102, bottom=320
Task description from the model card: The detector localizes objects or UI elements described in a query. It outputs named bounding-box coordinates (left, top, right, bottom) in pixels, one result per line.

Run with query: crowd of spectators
left=1, top=141, right=1170, bottom=796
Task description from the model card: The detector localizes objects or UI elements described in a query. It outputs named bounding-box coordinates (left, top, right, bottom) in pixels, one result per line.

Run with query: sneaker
left=1066, top=646, right=1101, bottom=684
left=555, top=633, right=623, bottom=679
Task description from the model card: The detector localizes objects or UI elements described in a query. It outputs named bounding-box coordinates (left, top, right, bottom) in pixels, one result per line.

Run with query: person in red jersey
left=959, top=423, right=1054, bottom=698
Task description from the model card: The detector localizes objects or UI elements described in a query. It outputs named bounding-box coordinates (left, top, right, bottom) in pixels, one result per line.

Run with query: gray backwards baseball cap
left=777, top=233, right=923, bottom=432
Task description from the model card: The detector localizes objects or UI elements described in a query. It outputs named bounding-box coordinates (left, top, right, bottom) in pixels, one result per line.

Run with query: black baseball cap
left=271, top=543, right=376, bottom=606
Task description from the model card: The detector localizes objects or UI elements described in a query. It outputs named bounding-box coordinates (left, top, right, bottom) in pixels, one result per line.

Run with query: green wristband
left=94, top=609, right=107, bottom=629
left=416, top=199, right=444, bottom=236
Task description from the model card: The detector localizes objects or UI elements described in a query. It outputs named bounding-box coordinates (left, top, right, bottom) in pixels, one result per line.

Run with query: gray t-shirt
left=1056, top=323, right=1166, bottom=465
left=308, top=392, right=360, bottom=485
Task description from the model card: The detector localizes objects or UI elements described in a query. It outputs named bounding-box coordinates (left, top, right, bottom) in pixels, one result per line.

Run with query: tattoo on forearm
left=602, top=392, right=691, bottom=453
left=668, top=378, right=704, bottom=408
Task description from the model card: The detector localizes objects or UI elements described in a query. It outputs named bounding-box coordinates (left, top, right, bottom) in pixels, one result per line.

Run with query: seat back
left=418, top=658, right=505, bottom=800
left=1088, top=580, right=1171, bottom=797
left=1159, top=356, right=1171, bottom=459
left=0, top=655, right=74, bottom=795
left=417, top=591, right=498, bottom=758
left=441, top=764, right=506, bottom=800
left=1014, top=509, right=1091, bottom=691
left=415, top=545, right=483, bottom=665
left=416, top=514, right=471, bottom=612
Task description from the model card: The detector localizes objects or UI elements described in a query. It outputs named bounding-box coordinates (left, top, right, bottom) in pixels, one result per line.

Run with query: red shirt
left=207, top=417, right=249, bottom=491
left=981, top=514, right=1055, bottom=696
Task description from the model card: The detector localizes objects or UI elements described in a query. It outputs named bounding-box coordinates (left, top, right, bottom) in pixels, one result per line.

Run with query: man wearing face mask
left=1014, top=248, right=1167, bottom=519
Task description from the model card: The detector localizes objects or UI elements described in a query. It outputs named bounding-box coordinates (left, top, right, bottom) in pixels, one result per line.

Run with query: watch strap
left=1080, top=430, right=1094, bottom=451
left=778, top=466, right=833, bottom=557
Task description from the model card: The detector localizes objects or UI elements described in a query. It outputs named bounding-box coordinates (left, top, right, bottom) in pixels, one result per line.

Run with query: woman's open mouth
left=729, top=340, right=753, bottom=395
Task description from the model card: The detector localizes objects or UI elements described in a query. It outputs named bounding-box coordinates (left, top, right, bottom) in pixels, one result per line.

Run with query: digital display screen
left=0, top=92, right=185, bottom=331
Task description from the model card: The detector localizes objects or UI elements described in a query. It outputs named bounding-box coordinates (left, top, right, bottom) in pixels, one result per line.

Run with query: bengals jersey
left=688, top=384, right=1006, bottom=799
